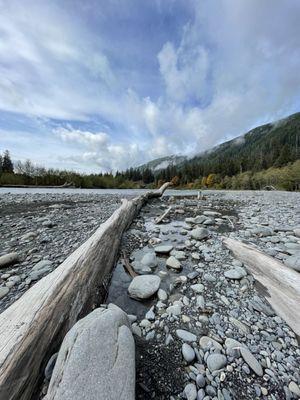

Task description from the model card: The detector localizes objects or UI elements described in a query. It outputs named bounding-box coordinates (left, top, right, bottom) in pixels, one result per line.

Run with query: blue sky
left=0, top=0, right=300, bottom=172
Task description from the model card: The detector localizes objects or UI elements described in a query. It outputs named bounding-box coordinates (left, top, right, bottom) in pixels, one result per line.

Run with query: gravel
left=0, top=192, right=123, bottom=312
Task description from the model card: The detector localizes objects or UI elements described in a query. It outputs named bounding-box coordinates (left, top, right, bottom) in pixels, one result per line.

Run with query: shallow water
left=0, top=187, right=200, bottom=196
left=106, top=198, right=237, bottom=318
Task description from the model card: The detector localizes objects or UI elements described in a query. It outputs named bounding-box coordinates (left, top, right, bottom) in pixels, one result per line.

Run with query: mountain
left=138, top=154, right=187, bottom=172
left=148, top=112, right=300, bottom=180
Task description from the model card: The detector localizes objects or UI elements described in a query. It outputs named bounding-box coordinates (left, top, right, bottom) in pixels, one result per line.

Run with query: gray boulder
left=0, top=252, right=19, bottom=269
left=128, top=275, right=160, bottom=300
left=285, top=254, right=300, bottom=272
left=224, top=266, right=247, bottom=280
left=46, top=305, right=135, bottom=400
left=191, top=228, right=209, bottom=240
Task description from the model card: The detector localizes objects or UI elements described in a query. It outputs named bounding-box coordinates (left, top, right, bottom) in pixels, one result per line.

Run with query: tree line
left=0, top=148, right=299, bottom=191
left=0, top=150, right=154, bottom=189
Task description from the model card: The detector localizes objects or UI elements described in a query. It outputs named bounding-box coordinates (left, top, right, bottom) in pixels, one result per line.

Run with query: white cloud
left=55, top=127, right=109, bottom=148
left=1, top=0, right=300, bottom=172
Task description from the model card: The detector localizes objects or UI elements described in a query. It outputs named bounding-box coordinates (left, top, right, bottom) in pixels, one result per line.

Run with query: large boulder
left=46, top=305, right=135, bottom=400
left=128, top=275, right=161, bottom=300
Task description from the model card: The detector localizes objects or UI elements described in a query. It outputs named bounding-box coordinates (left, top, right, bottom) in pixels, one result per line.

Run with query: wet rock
left=170, top=250, right=186, bottom=260
left=0, top=252, right=19, bottom=269
left=128, top=275, right=161, bottom=300
left=141, top=252, right=158, bottom=269
left=154, top=245, right=173, bottom=254
left=166, top=256, right=181, bottom=270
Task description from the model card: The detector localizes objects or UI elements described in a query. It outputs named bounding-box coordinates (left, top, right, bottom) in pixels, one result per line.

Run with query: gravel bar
left=0, top=192, right=129, bottom=312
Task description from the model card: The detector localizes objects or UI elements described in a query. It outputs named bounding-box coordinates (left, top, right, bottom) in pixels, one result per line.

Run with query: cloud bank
left=0, top=0, right=300, bottom=172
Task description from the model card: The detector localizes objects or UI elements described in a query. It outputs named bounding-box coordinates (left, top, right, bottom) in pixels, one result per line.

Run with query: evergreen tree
left=2, top=150, right=13, bottom=173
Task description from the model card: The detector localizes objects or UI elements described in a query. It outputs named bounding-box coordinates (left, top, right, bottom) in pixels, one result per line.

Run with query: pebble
left=176, top=329, right=197, bottom=342
left=166, top=256, right=181, bottom=270
left=184, top=383, right=197, bottom=400
left=206, top=354, right=227, bottom=372
left=240, top=347, right=263, bottom=376
left=182, top=343, right=195, bottom=363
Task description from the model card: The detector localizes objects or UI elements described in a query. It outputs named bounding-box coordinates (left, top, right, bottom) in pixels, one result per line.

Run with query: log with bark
left=0, top=183, right=170, bottom=400
left=222, top=237, right=300, bottom=338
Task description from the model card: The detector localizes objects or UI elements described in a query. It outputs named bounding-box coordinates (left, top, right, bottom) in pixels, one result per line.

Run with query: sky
left=0, top=0, right=300, bottom=173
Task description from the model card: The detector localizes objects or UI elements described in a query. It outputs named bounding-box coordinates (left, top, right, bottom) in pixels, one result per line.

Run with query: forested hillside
left=155, top=112, right=300, bottom=184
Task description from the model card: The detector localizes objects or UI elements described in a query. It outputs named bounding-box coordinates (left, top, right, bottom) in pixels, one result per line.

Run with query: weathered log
left=222, top=237, right=300, bottom=337
left=0, top=183, right=170, bottom=400
left=155, top=206, right=172, bottom=224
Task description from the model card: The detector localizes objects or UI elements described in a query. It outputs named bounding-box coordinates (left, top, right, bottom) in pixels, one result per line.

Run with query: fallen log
left=121, top=251, right=138, bottom=278
left=155, top=206, right=172, bottom=224
left=222, top=237, right=300, bottom=337
left=0, top=183, right=170, bottom=400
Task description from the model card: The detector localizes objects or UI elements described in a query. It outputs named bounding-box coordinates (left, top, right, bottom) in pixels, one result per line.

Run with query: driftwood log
left=155, top=206, right=172, bottom=224
left=223, top=237, right=300, bottom=337
left=0, top=183, right=170, bottom=400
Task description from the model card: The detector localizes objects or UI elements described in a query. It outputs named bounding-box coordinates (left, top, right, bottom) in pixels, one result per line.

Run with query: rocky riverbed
left=1, top=190, right=300, bottom=400
left=107, top=191, right=300, bottom=400
left=0, top=192, right=124, bottom=312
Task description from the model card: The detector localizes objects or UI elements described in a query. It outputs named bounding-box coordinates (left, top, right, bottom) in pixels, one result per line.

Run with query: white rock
left=128, top=275, right=160, bottom=300
left=176, top=329, right=197, bottom=342
left=154, top=245, right=173, bottom=254
left=191, top=284, right=204, bottom=293
left=157, top=288, right=168, bottom=301
left=166, top=256, right=181, bottom=270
